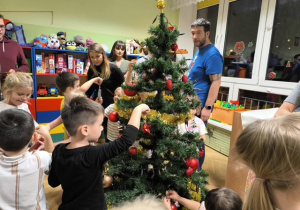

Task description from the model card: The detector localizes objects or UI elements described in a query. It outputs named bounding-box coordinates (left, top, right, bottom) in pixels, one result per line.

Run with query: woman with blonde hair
left=235, top=113, right=300, bottom=210
left=86, top=43, right=124, bottom=109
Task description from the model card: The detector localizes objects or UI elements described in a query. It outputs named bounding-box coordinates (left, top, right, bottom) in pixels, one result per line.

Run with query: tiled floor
left=44, top=145, right=228, bottom=209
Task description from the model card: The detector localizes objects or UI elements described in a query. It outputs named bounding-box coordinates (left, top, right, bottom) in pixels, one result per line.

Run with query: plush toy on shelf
left=4, top=19, right=14, bottom=38
left=47, top=38, right=60, bottom=49
left=57, top=31, right=67, bottom=50
left=74, top=35, right=85, bottom=47
left=66, top=41, right=77, bottom=50
left=86, top=38, right=94, bottom=48
left=34, top=35, right=49, bottom=48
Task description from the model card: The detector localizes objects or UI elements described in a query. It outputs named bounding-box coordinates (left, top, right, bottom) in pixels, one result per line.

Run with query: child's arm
left=80, top=77, right=103, bottom=93
left=167, top=191, right=201, bottom=210
left=125, top=59, right=137, bottom=84
left=35, top=125, right=55, bottom=153
left=46, top=116, right=63, bottom=131
left=127, top=104, right=150, bottom=129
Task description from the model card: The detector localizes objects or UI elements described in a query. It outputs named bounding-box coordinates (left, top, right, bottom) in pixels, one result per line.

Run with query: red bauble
left=166, top=80, right=173, bottom=91
left=124, top=82, right=137, bottom=96
left=199, top=149, right=204, bottom=158
left=153, top=69, right=157, bottom=74
left=186, top=167, right=194, bottom=177
left=129, top=147, right=138, bottom=156
left=170, top=203, right=177, bottom=210
left=109, top=112, right=119, bottom=122
left=168, top=26, right=175, bottom=31
left=185, top=158, right=191, bottom=168
left=182, top=75, right=188, bottom=83
left=189, top=158, right=199, bottom=171
left=172, top=44, right=178, bottom=52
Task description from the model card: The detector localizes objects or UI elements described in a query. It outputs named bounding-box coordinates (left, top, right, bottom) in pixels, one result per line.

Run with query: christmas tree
left=105, top=1, right=209, bottom=208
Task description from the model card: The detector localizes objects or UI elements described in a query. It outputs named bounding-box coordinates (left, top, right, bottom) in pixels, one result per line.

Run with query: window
left=223, top=0, right=262, bottom=79
left=197, top=4, right=219, bottom=45
left=218, top=86, right=229, bottom=102
left=266, top=0, right=300, bottom=83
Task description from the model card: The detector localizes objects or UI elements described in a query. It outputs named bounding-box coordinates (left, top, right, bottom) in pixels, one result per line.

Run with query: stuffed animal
left=49, top=34, right=57, bottom=40
left=57, top=31, right=67, bottom=50
left=34, top=35, right=49, bottom=48
left=66, top=41, right=77, bottom=50
left=74, top=35, right=85, bottom=47
left=86, top=38, right=94, bottom=48
left=4, top=19, right=14, bottom=38
left=48, top=38, right=60, bottom=49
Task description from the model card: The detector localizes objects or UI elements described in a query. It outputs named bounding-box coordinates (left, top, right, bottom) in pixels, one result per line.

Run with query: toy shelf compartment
left=34, top=48, right=88, bottom=54
left=36, top=73, right=87, bottom=77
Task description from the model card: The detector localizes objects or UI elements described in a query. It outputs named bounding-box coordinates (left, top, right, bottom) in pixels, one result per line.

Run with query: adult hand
left=129, top=59, right=137, bottom=68
left=8, top=69, right=15, bottom=74
left=201, top=108, right=211, bottom=122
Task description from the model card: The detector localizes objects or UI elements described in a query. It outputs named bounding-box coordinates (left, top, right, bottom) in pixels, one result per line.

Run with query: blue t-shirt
left=188, top=44, right=223, bottom=107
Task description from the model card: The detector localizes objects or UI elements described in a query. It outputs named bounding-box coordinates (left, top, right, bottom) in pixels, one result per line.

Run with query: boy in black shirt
left=48, top=96, right=150, bottom=210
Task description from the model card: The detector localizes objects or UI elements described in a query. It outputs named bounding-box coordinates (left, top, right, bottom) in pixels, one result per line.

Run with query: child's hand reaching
left=162, top=197, right=172, bottom=210
left=138, top=104, right=150, bottom=116
left=93, top=77, right=103, bottom=86
left=166, top=190, right=180, bottom=202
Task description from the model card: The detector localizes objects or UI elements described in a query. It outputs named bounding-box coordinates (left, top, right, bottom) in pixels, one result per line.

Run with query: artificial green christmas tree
left=105, top=1, right=209, bottom=208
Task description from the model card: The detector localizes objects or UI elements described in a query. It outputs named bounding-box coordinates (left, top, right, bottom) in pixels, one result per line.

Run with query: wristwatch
left=204, top=105, right=212, bottom=110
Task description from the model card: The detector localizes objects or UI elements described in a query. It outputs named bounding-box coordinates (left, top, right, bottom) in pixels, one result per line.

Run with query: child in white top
left=0, top=72, right=38, bottom=127
left=104, top=87, right=124, bottom=141
left=0, top=109, right=54, bottom=210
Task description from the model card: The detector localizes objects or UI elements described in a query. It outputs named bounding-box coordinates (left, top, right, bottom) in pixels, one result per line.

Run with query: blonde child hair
left=112, top=194, right=167, bottom=210
left=235, top=113, right=300, bottom=210
left=2, top=72, right=33, bottom=104
left=88, top=43, right=111, bottom=80
left=186, top=94, right=201, bottom=116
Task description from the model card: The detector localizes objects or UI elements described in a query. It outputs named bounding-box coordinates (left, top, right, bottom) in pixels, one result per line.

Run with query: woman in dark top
left=86, top=43, right=124, bottom=109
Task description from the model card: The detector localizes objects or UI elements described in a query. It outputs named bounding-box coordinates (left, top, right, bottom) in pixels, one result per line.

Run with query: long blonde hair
left=88, top=43, right=111, bottom=79
left=235, top=113, right=300, bottom=210
left=2, top=72, right=33, bottom=104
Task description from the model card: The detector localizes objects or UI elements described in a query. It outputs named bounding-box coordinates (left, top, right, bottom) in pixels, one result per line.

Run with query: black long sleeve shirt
left=48, top=125, right=138, bottom=210
left=86, top=63, right=124, bottom=108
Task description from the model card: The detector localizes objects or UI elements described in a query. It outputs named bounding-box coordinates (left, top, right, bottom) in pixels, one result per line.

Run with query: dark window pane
left=267, top=0, right=300, bottom=82
left=223, top=0, right=262, bottom=79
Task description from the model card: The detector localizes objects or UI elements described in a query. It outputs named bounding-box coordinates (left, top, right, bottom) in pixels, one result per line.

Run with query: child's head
left=0, top=109, right=35, bottom=152
left=204, top=188, right=242, bottom=210
left=113, top=87, right=124, bottom=102
left=2, top=72, right=33, bottom=106
left=61, top=96, right=104, bottom=140
left=64, top=89, right=86, bottom=104
left=109, top=40, right=127, bottom=61
left=56, top=72, right=80, bottom=95
left=235, top=113, right=300, bottom=210
left=88, top=43, right=111, bottom=80
left=112, top=194, right=166, bottom=210
left=186, top=94, right=201, bottom=116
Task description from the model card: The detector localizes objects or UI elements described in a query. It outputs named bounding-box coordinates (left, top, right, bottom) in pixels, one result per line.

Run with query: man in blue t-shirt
left=189, top=18, right=223, bottom=123
left=189, top=18, right=223, bottom=171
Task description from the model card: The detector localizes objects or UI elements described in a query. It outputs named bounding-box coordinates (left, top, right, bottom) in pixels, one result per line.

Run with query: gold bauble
left=157, top=0, right=166, bottom=13
left=103, top=175, right=113, bottom=188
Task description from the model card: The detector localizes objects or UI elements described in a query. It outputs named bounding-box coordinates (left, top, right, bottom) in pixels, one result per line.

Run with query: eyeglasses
left=0, top=25, right=5, bottom=30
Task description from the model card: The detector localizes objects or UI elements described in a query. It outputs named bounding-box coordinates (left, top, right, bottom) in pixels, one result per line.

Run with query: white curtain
left=169, top=0, right=205, bottom=10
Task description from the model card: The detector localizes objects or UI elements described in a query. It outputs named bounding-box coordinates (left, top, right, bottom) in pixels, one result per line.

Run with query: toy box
left=211, top=106, right=249, bottom=125
left=49, top=54, right=55, bottom=74
left=36, top=54, right=43, bottom=73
